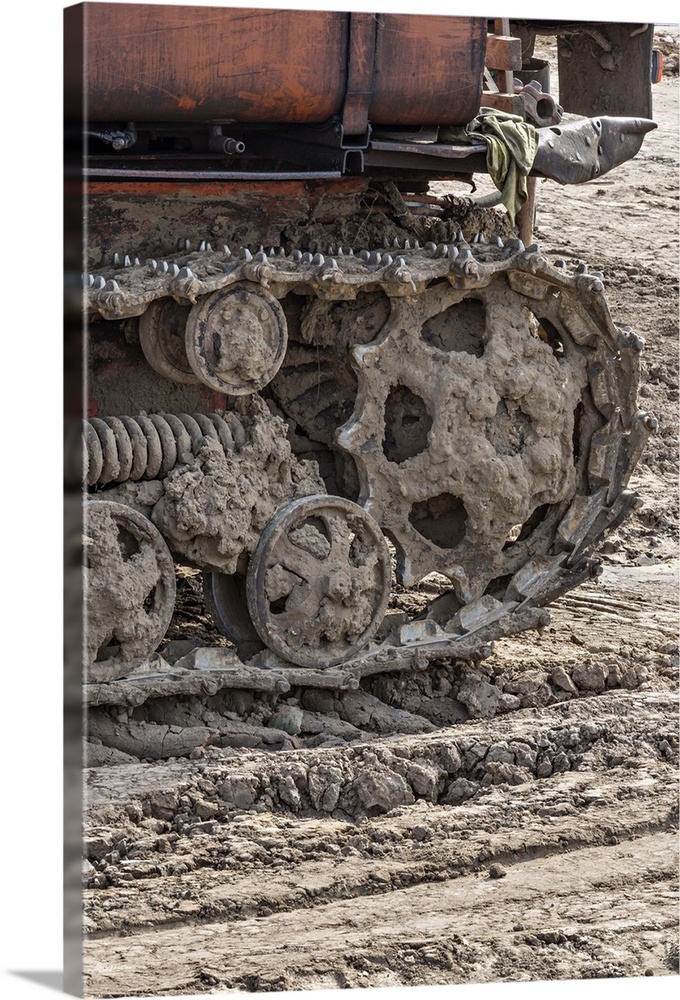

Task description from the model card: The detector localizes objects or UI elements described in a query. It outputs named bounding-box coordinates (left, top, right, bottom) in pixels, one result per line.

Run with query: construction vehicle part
left=84, top=500, right=176, bottom=682
left=557, top=23, right=655, bottom=119
left=246, top=495, right=392, bottom=668
left=80, top=235, right=653, bottom=688
left=185, top=284, right=288, bottom=394
left=138, top=299, right=198, bottom=385
left=532, top=117, right=656, bottom=184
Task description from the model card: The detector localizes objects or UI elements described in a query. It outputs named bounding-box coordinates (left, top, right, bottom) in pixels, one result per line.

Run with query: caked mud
left=81, top=32, right=679, bottom=999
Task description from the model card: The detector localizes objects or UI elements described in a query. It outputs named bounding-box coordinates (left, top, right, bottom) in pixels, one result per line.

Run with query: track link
left=82, top=233, right=655, bottom=702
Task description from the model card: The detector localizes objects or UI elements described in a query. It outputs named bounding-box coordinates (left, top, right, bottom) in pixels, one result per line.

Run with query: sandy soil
left=81, top=36, right=679, bottom=1000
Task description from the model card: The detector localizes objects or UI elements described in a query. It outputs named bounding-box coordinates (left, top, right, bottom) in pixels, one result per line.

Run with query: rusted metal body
left=508, top=20, right=657, bottom=119
left=557, top=23, right=656, bottom=119
left=72, top=4, right=485, bottom=130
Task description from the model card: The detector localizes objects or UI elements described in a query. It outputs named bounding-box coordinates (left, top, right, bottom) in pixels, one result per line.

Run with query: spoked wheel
left=203, top=571, right=265, bottom=659
left=246, top=495, right=392, bottom=668
left=84, top=500, right=176, bottom=681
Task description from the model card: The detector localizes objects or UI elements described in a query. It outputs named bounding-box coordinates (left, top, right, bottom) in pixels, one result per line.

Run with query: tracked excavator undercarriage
left=78, top=228, right=656, bottom=715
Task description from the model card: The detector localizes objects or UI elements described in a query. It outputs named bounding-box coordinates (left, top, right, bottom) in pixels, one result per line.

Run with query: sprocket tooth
left=336, top=244, right=642, bottom=604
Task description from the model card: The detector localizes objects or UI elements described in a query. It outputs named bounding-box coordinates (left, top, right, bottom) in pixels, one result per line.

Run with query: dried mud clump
left=151, top=396, right=325, bottom=572
left=84, top=503, right=167, bottom=678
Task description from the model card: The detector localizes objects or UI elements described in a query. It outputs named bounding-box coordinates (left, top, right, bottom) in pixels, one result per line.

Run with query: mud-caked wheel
left=84, top=500, right=176, bottom=681
left=203, top=571, right=265, bottom=660
left=185, top=283, right=288, bottom=394
left=246, top=495, right=391, bottom=668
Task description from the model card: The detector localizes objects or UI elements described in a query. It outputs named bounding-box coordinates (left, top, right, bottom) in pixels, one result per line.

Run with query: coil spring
left=81, top=411, right=248, bottom=487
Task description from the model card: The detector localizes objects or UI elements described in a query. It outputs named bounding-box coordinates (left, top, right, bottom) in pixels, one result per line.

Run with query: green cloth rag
left=439, top=109, right=538, bottom=226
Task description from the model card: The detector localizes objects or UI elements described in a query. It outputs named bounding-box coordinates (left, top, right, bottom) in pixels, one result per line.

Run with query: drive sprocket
left=335, top=245, right=652, bottom=606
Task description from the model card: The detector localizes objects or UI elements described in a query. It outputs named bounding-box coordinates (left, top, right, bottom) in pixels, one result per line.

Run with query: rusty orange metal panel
left=85, top=179, right=368, bottom=197
left=369, top=14, right=486, bottom=126
left=80, top=2, right=349, bottom=123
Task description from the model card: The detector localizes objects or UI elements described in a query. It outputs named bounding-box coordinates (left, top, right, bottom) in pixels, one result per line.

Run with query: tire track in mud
left=83, top=690, right=678, bottom=925
left=82, top=556, right=678, bottom=997
left=85, top=763, right=677, bottom=936
left=85, top=825, right=678, bottom=995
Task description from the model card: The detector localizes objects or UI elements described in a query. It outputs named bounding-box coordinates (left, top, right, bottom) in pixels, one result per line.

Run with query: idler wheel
left=138, top=298, right=199, bottom=384
left=246, top=495, right=391, bottom=668
left=84, top=500, right=176, bottom=682
left=185, top=284, right=288, bottom=394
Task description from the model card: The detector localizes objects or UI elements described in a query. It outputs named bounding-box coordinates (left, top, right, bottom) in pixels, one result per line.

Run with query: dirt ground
left=81, top=33, right=679, bottom=999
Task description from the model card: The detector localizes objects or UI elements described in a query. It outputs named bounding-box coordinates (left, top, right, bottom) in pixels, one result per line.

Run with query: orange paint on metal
left=369, top=14, right=486, bottom=126
left=85, top=178, right=368, bottom=198
left=177, top=95, right=198, bottom=112
left=73, top=4, right=485, bottom=129
left=79, top=3, right=349, bottom=124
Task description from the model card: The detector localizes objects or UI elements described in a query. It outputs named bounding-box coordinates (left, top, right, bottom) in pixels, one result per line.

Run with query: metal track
left=83, top=233, right=655, bottom=705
